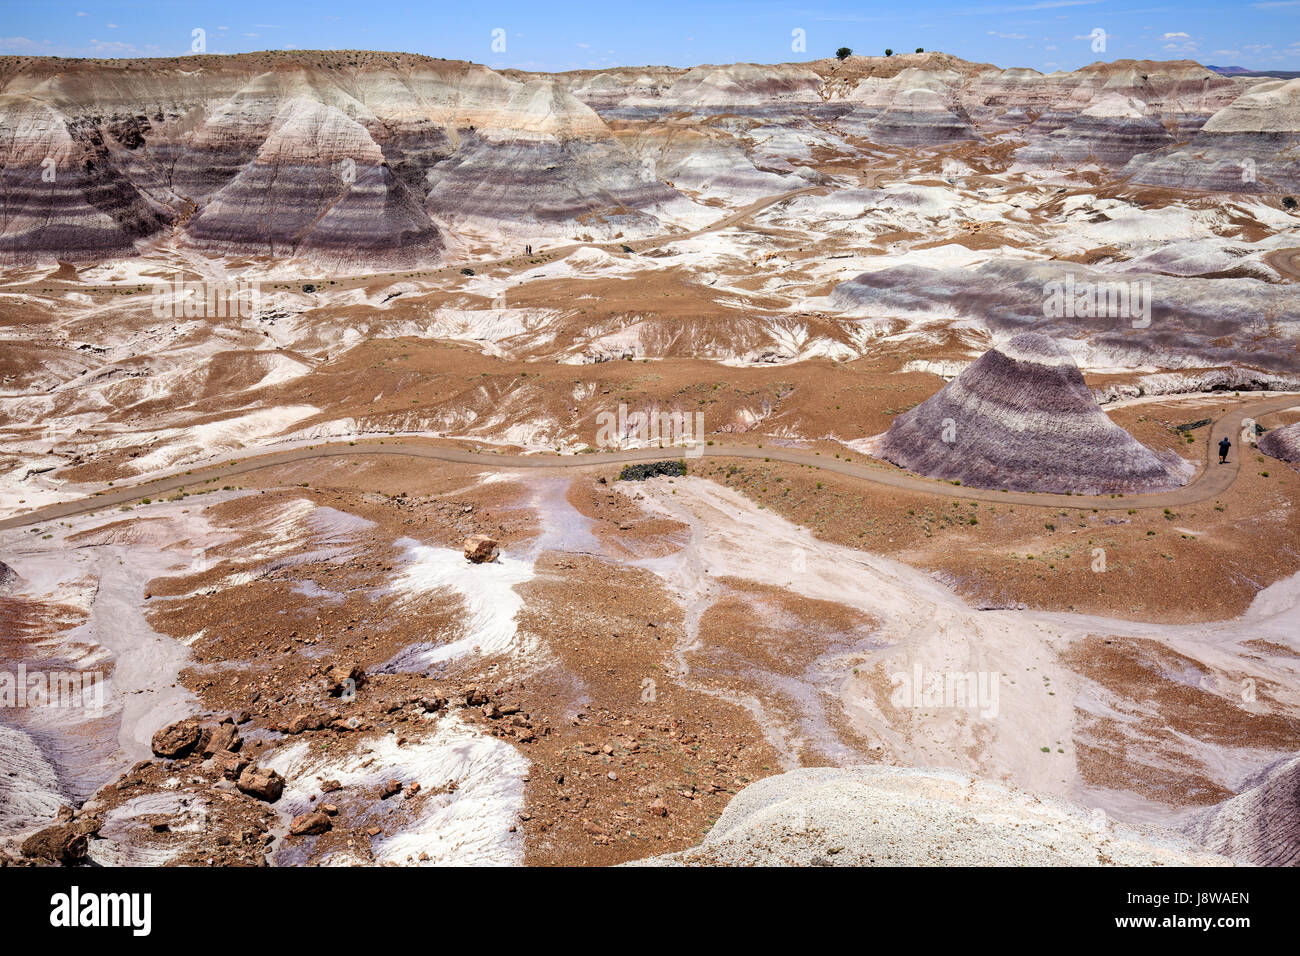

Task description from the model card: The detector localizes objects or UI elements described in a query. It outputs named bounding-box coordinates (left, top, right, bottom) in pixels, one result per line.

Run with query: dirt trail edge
left=4, top=394, right=1297, bottom=532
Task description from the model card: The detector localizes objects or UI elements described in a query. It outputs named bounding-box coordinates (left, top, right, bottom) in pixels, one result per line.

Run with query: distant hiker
left=1219, top=436, right=1231, bottom=464
left=525, top=244, right=532, bottom=255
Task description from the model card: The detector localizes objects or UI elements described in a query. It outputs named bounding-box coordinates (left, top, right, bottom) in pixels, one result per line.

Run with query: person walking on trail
left=1219, top=436, right=1231, bottom=464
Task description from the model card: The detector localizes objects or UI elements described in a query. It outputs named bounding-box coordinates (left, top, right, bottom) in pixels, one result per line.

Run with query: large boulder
left=463, top=534, right=500, bottom=563
left=21, top=823, right=89, bottom=864
left=202, top=721, right=242, bottom=757
left=211, top=750, right=250, bottom=781
left=289, top=809, right=333, bottom=836
left=237, top=766, right=285, bottom=802
left=150, top=719, right=203, bottom=759
left=326, top=663, right=365, bottom=697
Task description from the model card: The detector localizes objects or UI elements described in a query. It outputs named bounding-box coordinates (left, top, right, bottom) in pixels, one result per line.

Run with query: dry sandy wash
left=1, top=48, right=1299, bottom=868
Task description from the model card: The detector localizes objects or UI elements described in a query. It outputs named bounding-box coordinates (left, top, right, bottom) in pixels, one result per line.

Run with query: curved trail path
left=4, top=394, right=1297, bottom=533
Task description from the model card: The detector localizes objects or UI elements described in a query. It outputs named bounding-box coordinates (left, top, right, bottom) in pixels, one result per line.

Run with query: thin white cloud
left=88, top=39, right=147, bottom=55
left=966, top=0, right=1103, bottom=12
left=1, top=35, right=163, bottom=57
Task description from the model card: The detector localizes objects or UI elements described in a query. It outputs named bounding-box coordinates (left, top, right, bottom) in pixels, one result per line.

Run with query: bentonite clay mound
left=1259, top=422, right=1300, bottom=463
left=0, top=53, right=695, bottom=267
left=635, top=766, right=1231, bottom=866
left=875, top=332, right=1192, bottom=495
left=1125, top=77, right=1300, bottom=193
left=1183, top=754, right=1300, bottom=866
left=1015, top=94, right=1176, bottom=167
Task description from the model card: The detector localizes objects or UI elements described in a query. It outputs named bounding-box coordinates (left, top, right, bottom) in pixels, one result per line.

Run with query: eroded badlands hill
left=639, top=766, right=1232, bottom=866
left=0, top=50, right=1288, bottom=270
left=0, top=51, right=705, bottom=267
left=1185, top=754, right=1300, bottom=866
left=875, top=332, right=1193, bottom=494
left=3, top=49, right=1300, bottom=870
left=1261, top=421, right=1300, bottom=463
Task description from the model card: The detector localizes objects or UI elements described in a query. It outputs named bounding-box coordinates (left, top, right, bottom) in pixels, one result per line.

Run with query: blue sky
left=3, top=0, right=1298, bottom=72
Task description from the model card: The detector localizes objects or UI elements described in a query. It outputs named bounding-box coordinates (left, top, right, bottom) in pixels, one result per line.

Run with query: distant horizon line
left=3, top=48, right=1293, bottom=78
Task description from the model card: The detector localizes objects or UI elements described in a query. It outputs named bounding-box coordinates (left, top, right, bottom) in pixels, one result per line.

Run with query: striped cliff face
left=420, top=80, right=706, bottom=244
left=0, top=54, right=698, bottom=269
left=1123, top=78, right=1300, bottom=192
left=1013, top=95, right=1176, bottom=167
left=1184, top=754, right=1300, bottom=866
left=839, top=88, right=980, bottom=147
left=0, top=51, right=1291, bottom=269
left=0, top=98, right=172, bottom=263
left=876, top=332, right=1193, bottom=495
left=834, top=70, right=980, bottom=146
left=958, top=59, right=1244, bottom=135
left=181, top=97, right=443, bottom=269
